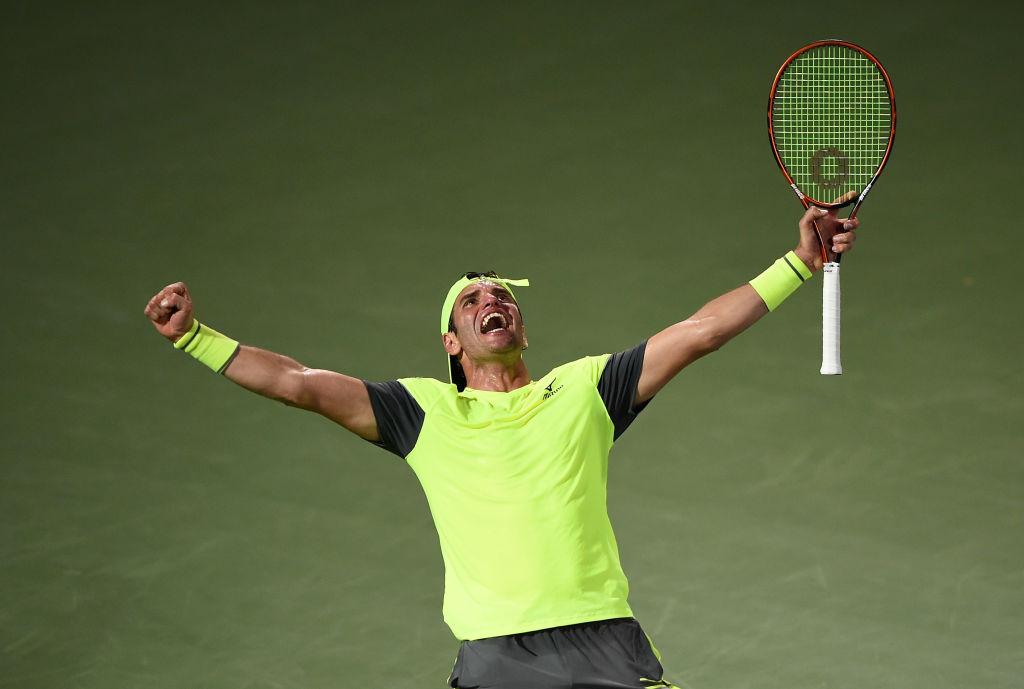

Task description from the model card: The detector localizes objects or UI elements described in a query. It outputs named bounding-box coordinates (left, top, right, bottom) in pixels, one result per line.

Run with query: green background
left=3, top=2, right=1021, bottom=688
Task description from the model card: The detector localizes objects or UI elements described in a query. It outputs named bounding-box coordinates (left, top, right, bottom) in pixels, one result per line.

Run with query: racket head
left=768, top=40, right=896, bottom=209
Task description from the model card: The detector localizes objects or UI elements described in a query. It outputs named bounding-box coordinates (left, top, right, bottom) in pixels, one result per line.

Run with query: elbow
left=691, top=318, right=729, bottom=356
left=273, top=367, right=314, bottom=408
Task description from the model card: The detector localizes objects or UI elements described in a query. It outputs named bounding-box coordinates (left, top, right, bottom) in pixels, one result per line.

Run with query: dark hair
left=449, top=355, right=467, bottom=391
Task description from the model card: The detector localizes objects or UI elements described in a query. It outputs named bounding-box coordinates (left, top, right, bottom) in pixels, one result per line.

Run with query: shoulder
left=364, top=377, right=454, bottom=415
left=541, top=342, right=647, bottom=388
left=546, top=353, right=614, bottom=386
left=395, top=377, right=456, bottom=409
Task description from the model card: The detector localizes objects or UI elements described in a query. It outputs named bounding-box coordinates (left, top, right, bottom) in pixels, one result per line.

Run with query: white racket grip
left=821, top=262, right=842, bottom=375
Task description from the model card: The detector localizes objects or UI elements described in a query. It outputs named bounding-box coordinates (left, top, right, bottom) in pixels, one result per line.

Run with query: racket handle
left=820, top=262, right=842, bottom=375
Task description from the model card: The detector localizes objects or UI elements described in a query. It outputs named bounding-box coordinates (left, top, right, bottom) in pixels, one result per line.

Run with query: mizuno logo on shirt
left=542, top=378, right=564, bottom=400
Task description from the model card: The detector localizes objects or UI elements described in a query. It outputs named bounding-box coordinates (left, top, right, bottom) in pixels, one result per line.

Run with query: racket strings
left=771, top=44, right=892, bottom=206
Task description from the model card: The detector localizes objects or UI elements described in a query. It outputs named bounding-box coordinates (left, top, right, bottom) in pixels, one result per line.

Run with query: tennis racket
left=768, top=40, right=896, bottom=375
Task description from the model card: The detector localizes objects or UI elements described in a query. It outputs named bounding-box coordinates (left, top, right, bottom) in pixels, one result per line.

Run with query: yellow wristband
left=173, top=320, right=240, bottom=373
left=749, top=251, right=812, bottom=312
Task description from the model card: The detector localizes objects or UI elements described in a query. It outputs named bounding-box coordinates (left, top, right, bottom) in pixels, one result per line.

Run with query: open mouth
left=480, top=312, right=509, bottom=334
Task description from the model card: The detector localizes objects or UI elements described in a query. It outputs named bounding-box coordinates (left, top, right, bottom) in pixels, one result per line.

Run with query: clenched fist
left=144, top=282, right=195, bottom=342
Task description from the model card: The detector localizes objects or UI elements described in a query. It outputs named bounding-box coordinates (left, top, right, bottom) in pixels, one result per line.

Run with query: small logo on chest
left=542, top=378, right=564, bottom=400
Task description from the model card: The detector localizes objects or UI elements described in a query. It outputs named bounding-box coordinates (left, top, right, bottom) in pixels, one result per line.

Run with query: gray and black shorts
left=448, top=618, right=679, bottom=689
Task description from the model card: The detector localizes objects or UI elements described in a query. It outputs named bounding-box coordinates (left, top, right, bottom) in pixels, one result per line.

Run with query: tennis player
left=145, top=203, right=856, bottom=689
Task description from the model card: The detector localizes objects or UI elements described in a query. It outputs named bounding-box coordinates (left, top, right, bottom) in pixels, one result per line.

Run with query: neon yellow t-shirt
left=365, top=344, right=647, bottom=640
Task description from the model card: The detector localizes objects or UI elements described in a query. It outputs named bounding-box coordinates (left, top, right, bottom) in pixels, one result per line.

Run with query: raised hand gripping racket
left=768, top=40, right=896, bottom=374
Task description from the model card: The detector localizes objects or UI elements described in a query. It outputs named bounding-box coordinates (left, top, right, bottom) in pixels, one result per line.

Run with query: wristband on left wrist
left=174, top=319, right=240, bottom=373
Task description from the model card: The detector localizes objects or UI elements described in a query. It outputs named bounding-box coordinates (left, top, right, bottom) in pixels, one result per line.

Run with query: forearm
left=636, top=252, right=812, bottom=403
left=170, top=319, right=329, bottom=408
left=687, top=283, right=769, bottom=351
left=695, top=250, right=815, bottom=344
left=222, top=346, right=378, bottom=439
left=146, top=283, right=378, bottom=438
left=222, top=345, right=310, bottom=406
left=638, top=285, right=766, bottom=400
left=171, top=321, right=378, bottom=438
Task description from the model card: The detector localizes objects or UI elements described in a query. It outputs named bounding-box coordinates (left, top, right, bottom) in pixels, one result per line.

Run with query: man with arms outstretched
left=145, top=202, right=857, bottom=689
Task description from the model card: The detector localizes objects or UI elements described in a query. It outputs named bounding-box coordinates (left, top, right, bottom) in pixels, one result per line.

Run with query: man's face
left=447, top=280, right=527, bottom=359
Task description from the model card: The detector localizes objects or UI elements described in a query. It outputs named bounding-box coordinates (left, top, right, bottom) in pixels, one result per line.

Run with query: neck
left=462, top=357, right=531, bottom=392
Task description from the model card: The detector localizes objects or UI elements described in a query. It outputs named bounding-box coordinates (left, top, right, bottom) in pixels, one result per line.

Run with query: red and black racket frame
left=767, top=39, right=897, bottom=263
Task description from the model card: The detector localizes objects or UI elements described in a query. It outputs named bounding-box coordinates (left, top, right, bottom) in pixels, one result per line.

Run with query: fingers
left=831, top=229, right=857, bottom=254
left=833, top=215, right=858, bottom=253
left=166, top=281, right=190, bottom=300
left=160, top=292, right=189, bottom=312
left=144, top=282, right=191, bottom=322
left=834, top=190, right=859, bottom=205
left=144, top=293, right=166, bottom=322
left=799, top=204, right=829, bottom=232
left=156, top=281, right=190, bottom=307
left=796, top=201, right=861, bottom=265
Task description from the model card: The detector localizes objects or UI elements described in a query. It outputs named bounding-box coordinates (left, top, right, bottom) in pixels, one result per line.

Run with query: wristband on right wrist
left=174, top=319, right=240, bottom=373
left=749, top=250, right=813, bottom=311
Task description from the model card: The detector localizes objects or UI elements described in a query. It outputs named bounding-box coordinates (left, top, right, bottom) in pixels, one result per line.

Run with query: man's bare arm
left=635, top=200, right=859, bottom=405
left=144, top=282, right=379, bottom=441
